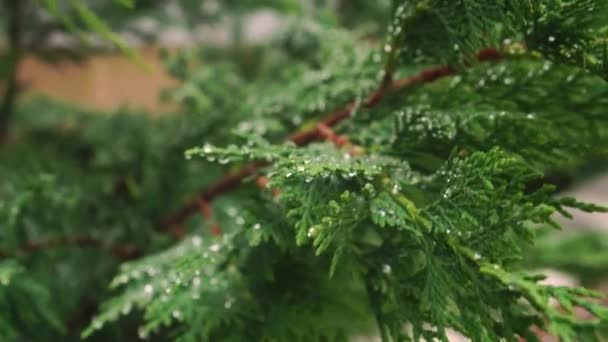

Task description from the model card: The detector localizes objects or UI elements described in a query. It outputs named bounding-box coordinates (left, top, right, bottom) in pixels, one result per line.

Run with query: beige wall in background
left=17, top=47, right=179, bottom=113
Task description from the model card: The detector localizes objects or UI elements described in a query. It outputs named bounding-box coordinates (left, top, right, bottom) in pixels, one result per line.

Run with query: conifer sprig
left=160, top=48, right=503, bottom=235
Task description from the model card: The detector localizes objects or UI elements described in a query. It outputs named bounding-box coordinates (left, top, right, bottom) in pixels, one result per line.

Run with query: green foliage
left=387, top=0, right=608, bottom=78
left=2, top=1, right=608, bottom=341
left=0, top=260, right=64, bottom=340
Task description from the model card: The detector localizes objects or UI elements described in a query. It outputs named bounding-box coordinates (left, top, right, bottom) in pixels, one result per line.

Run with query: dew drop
left=202, top=143, right=214, bottom=153
left=191, top=236, right=203, bottom=247
left=144, top=284, right=154, bottom=295
left=138, top=327, right=149, bottom=339
left=93, top=320, right=103, bottom=330
left=224, top=297, right=234, bottom=309
left=121, top=303, right=132, bottom=315
left=307, top=226, right=317, bottom=238
left=382, top=264, right=392, bottom=274
left=392, top=184, right=401, bottom=195
left=192, top=277, right=201, bottom=287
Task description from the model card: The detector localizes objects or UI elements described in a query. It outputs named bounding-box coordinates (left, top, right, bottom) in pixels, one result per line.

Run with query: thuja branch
left=158, top=48, right=503, bottom=235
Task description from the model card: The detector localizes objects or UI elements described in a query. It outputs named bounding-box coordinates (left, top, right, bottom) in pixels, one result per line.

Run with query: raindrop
left=93, top=320, right=103, bottom=330
left=252, top=223, right=261, bottom=230
left=138, top=327, right=149, bottom=339
left=202, top=143, right=214, bottom=153
left=548, top=36, right=556, bottom=42
left=443, top=188, right=452, bottom=199
left=382, top=264, right=392, bottom=274
left=172, top=310, right=182, bottom=320
left=121, top=303, right=132, bottom=315
left=307, top=226, right=317, bottom=238
left=392, top=184, right=401, bottom=195
left=227, top=207, right=237, bottom=217
left=144, top=284, right=154, bottom=296
left=224, top=298, right=234, bottom=309
left=191, top=236, right=203, bottom=247
left=566, top=74, right=576, bottom=83
left=192, top=277, right=201, bottom=287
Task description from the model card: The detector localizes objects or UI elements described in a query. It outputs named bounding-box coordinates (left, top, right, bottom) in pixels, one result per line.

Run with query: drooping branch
left=157, top=48, right=503, bottom=235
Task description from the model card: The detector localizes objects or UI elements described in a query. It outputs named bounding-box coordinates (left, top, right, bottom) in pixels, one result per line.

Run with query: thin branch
left=0, top=0, right=24, bottom=144
left=157, top=48, right=503, bottom=235
left=0, top=235, right=141, bottom=261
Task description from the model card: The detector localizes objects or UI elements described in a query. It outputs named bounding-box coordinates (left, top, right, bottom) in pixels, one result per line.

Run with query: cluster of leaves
left=0, top=98, right=240, bottom=340
left=386, top=0, right=608, bottom=78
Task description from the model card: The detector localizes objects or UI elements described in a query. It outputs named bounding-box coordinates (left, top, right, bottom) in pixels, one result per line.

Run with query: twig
left=0, top=0, right=24, bottom=144
left=157, top=48, right=503, bottom=235
left=0, top=235, right=141, bottom=261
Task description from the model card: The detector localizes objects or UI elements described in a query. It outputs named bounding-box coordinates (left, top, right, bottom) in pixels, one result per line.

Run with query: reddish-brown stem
left=197, top=198, right=214, bottom=219
left=158, top=161, right=267, bottom=234
left=197, top=198, right=223, bottom=236
left=158, top=48, right=503, bottom=235
left=257, top=176, right=281, bottom=197
left=316, top=123, right=351, bottom=147
left=0, top=235, right=141, bottom=261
